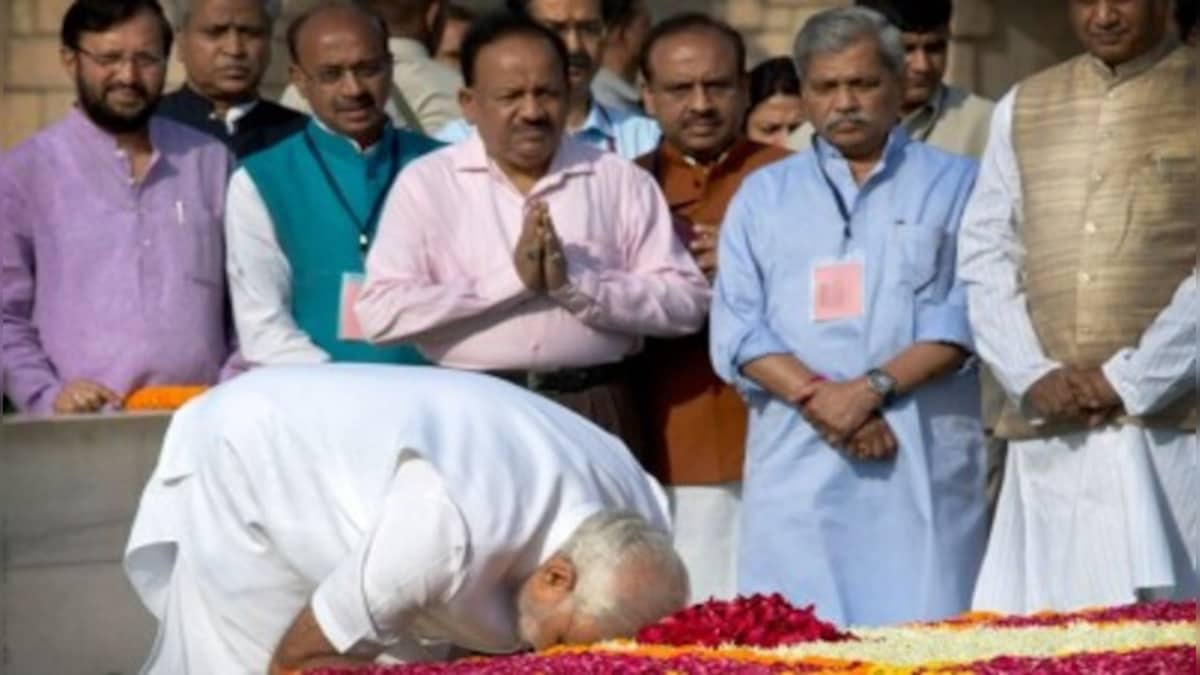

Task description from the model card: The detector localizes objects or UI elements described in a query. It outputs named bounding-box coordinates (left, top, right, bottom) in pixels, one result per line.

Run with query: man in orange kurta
left=634, top=13, right=789, bottom=600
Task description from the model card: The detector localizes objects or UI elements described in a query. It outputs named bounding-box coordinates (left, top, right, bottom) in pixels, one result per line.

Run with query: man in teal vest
left=225, top=0, right=440, bottom=364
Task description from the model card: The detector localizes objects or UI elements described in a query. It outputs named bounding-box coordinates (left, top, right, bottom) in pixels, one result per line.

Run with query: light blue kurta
left=710, top=129, right=987, bottom=627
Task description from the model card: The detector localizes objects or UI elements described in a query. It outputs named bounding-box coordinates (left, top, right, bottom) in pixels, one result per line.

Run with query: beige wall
left=0, top=0, right=1081, bottom=150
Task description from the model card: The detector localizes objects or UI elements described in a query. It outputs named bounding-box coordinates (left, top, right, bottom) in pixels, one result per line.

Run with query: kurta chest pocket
left=891, top=224, right=941, bottom=290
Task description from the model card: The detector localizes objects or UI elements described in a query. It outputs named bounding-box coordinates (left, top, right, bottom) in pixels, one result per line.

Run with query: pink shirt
left=357, top=132, right=710, bottom=370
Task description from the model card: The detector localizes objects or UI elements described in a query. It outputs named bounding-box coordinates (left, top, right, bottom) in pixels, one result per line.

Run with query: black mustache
left=567, top=52, right=592, bottom=70
left=105, top=84, right=148, bottom=98
left=333, top=94, right=375, bottom=111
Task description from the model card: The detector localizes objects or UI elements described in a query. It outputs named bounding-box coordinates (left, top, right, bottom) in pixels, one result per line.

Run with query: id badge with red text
left=810, top=257, right=864, bottom=323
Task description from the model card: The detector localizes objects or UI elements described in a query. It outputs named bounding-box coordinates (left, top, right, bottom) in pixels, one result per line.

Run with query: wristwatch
left=865, top=368, right=898, bottom=405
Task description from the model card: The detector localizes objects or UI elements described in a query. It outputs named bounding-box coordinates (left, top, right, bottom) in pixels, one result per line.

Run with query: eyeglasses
left=299, top=56, right=394, bottom=86
left=75, top=47, right=166, bottom=71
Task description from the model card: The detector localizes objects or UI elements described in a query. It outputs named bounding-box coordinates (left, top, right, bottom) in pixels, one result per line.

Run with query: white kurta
left=124, top=365, right=671, bottom=675
left=958, top=89, right=1200, bottom=613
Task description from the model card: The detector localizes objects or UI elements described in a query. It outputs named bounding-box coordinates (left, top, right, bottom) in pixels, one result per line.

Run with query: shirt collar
left=175, top=84, right=259, bottom=134
left=593, top=68, right=641, bottom=107
left=900, top=83, right=946, bottom=141
left=452, top=128, right=594, bottom=185
left=814, top=125, right=909, bottom=182
left=572, top=100, right=617, bottom=141
left=388, top=36, right=431, bottom=61
left=309, top=116, right=390, bottom=155
left=1087, top=33, right=1182, bottom=85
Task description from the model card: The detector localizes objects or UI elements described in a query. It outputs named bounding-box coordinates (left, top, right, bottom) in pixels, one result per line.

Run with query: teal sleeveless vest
left=242, top=121, right=441, bottom=363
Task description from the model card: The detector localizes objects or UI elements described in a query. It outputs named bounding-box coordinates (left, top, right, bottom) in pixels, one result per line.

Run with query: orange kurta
left=635, top=139, right=791, bottom=484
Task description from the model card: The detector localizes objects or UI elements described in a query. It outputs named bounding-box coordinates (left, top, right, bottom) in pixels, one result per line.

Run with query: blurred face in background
left=745, top=92, right=804, bottom=147
left=524, top=0, right=607, bottom=97
left=178, top=0, right=272, bottom=107
left=435, top=13, right=471, bottom=69
left=643, top=28, right=747, bottom=162
left=898, top=26, right=948, bottom=113
left=1068, top=0, right=1170, bottom=67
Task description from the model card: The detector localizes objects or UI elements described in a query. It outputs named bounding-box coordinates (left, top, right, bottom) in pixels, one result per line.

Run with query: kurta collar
left=1087, top=34, right=1182, bottom=86
left=656, top=136, right=757, bottom=172
left=308, top=116, right=392, bottom=158
left=64, top=105, right=169, bottom=180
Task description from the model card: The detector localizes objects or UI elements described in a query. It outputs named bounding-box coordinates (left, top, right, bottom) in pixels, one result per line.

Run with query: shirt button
left=1091, top=171, right=1104, bottom=183
left=143, top=238, right=151, bottom=247
left=1084, top=221, right=1097, bottom=234
left=1078, top=271, right=1092, bottom=283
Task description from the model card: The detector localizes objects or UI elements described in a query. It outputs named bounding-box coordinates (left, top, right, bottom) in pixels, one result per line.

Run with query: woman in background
left=744, top=57, right=805, bottom=148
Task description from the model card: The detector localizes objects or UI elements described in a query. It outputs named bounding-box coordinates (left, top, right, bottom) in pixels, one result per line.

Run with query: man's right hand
left=688, top=223, right=719, bottom=280
left=847, top=414, right=898, bottom=460
left=513, top=201, right=547, bottom=291
left=53, top=379, right=120, bottom=414
left=1025, top=368, right=1084, bottom=422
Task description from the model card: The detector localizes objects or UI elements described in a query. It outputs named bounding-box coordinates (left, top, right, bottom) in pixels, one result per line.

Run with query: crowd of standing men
left=1, top=0, right=1197, bottom=633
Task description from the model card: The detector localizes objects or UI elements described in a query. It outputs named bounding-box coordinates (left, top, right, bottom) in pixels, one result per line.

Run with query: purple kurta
left=1, top=108, right=234, bottom=414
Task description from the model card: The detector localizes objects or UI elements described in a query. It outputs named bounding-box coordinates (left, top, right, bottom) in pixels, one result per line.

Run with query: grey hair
left=172, top=0, right=282, bottom=28
left=557, top=510, right=689, bottom=637
left=792, top=6, right=905, bottom=84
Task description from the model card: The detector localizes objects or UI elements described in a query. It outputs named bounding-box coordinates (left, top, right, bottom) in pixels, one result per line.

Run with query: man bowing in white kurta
left=958, top=0, right=1198, bottom=613
left=124, top=365, right=687, bottom=675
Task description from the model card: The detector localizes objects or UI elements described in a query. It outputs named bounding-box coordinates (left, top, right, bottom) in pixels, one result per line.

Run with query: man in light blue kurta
left=710, top=7, right=986, bottom=627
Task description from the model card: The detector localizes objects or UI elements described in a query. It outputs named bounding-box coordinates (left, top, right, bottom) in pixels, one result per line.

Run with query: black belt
left=486, top=362, right=624, bottom=394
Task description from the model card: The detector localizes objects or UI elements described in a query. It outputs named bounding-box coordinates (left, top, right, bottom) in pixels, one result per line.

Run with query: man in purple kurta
left=0, top=0, right=234, bottom=415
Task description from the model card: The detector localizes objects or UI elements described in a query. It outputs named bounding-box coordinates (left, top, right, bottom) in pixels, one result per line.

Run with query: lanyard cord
left=303, top=127, right=401, bottom=253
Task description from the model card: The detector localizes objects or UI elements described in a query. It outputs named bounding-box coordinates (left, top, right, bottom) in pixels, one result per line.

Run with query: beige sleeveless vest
left=995, top=41, right=1199, bottom=440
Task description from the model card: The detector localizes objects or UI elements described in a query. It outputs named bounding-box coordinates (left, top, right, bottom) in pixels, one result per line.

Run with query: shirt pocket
left=890, top=224, right=942, bottom=291
left=172, top=199, right=225, bottom=288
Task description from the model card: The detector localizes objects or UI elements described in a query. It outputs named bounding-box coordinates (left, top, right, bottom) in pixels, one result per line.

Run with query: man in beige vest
left=959, top=0, right=1198, bottom=614
left=787, top=0, right=993, bottom=158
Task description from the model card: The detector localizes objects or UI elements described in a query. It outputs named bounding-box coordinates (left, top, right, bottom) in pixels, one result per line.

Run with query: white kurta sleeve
left=1102, top=273, right=1198, bottom=416
left=225, top=168, right=331, bottom=365
left=956, top=88, right=1061, bottom=403
left=311, top=457, right=468, bottom=653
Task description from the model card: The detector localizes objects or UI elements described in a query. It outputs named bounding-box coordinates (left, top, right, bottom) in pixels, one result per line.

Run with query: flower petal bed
left=308, top=598, right=1198, bottom=675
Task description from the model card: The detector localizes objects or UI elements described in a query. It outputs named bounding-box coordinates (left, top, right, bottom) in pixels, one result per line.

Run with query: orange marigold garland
left=122, top=385, right=209, bottom=411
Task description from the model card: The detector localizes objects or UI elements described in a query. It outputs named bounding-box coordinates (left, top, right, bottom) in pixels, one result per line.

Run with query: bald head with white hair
left=515, top=510, right=689, bottom=648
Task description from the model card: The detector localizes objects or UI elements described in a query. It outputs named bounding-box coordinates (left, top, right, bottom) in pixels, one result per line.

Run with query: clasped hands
left=512, top=200, right=568, bottom=292
left=1025, top=366, right=1123, bottom=427
left=791, top=377, right=896, bottom=460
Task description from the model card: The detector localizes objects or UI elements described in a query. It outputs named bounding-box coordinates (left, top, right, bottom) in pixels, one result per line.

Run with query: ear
left=640, top=80, right=654, bottom=116
left=288, top=63, right=309, bottom=101
left=60, top=46, right=78, bottom=79
left=458, top=86, right=477, bottom=125
left=425, top=0, right=442, bottom=32
left=534, top=553, right=577, bottom=601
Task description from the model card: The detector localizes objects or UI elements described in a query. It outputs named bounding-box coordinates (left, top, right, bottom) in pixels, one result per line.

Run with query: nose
left=220, top=29, right=247, bottom=56
left=112, top=58, right=138, bottom=83
left=687, top=84, right=715, bottom=114
left=909, top=48, right=931, bottom=74
left=518, top=92, right=547, bottom=120
left=832, top=85, right=858, bottom=112
left=560, top=27, right=582, bottom=54
left=336, top=69, right=367, bottom=97
left=1094, top=0, right=1120, bottom=26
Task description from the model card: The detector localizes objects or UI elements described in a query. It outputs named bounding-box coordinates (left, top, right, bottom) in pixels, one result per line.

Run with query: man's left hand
left=801, top=378, right=883, bottom=447
left=541, top=209, right=568, bottom=291
left=688, top=223, right=719, bottom=280
left=1065, top=367, right=1123, bottom=427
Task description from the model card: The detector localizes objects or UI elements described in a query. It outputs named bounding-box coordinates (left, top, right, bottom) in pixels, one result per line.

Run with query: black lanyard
left=812, top=137, right=854, bottom=241
left=303, top=128, right=400, bottom=253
